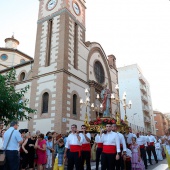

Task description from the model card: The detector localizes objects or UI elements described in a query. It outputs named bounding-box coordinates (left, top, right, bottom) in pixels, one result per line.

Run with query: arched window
left=20, top=72, right=25, bottom=81
left=73, top=94, right=77, bottom=115
left=94, top=61, right=105, bottom=84
left=42, top=92, right=49, bottom=113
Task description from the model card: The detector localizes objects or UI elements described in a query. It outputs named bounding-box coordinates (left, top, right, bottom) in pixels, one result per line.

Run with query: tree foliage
left=0, top=69, right=36, bottom=125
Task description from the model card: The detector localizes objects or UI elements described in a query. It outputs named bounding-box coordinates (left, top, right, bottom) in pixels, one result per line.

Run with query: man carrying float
left=99, top=123, right=120, bottom=170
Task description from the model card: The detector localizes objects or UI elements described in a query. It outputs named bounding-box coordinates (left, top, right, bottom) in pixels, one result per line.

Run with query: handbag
left=0, top=129, right=14, bottom=165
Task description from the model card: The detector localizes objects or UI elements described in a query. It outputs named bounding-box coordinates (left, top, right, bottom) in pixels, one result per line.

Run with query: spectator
left=3, top=120, right=23, bottom=170
left=36, top=130, right=41, bottom=136
left=0, top=129, right=6, bottom=169
left=46, top=136, right=54, bottom=169
left=45, top=131, right=52, bottom=141
left=35, top=133, right=47, bottom=170
left=53, top=138, right=65, bottom=170
left=0, top=121, right=4, bottom=132
left=22, top=132, right=36, bottom=170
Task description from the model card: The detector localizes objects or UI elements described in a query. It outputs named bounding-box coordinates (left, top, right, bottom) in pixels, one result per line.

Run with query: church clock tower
left=29, top=0, right=87, bottom=133
left=33, top=0, right=86, bottom=75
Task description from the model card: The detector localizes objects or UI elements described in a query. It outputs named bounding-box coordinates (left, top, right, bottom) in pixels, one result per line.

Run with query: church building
left=0, top=0, right=118, bottom=133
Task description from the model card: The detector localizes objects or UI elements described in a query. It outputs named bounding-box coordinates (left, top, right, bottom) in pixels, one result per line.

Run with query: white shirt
left=95, top=134, right=102, bottom=143
left=100, top=131, right=120, bottom=152
left=0, top=137, right=3, bottom=150
left=3, top=127, right=22, bottom=150
left=65, top=133, right=83, bottom=149
left=148, top=135, right=156, bottom=143
left=136, top=136, right=145, bottom=146
left=126, top=148, right=132, bottom=158
left=79, top=132, right=91, bottom=144
left=117, top=132, right=126, bottom=152
left=155, top=142, right=161, bottom=149
left=125, top=133, right=136, bottom=144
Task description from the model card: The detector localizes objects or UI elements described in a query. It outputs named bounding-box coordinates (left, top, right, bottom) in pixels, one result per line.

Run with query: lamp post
left=91, top=93, right=103, bottom=118
left=133, top=113, right=137, bottom=132
left=80, top=89, right=90, bottom=126
left=111, top=84, right=132, bottom=123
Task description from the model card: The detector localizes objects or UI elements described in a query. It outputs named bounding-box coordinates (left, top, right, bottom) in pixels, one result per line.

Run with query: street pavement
left=60, top=158, right=169, bottom=170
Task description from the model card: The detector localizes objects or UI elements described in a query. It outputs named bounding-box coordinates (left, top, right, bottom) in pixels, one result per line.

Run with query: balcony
left=144, top=116, right=151, bottom=124
left=142, top=105, right=150, bottom=114
left=139, top=75, right=146, bottom=84
left=141, top=95, right=148, bottom=104
left=140, top=85, right=147, bottom=94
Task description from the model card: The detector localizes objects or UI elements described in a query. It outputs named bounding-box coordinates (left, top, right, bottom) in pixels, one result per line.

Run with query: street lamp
left=133, top=113, right=137, bottom=131
left=80, top=89, right=91, bottom=126
left=91, top=93, right=103, bottom=118
left=111, top=84, right=132, bottom=123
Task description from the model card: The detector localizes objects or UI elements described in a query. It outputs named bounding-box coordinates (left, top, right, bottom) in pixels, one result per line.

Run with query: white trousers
left=46, top=153, right=52, bottom=168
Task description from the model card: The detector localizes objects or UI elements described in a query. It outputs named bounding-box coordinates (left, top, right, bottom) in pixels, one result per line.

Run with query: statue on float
left=100, top=83, right=111, bottom=117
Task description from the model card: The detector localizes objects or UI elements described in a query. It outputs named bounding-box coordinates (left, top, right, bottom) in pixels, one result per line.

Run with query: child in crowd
left=46, top=136, right=54, bottom=169
left=123, top=146, right=132, bottom=170
left=53, top=138, right=65, bottom=170
left=131, top=137, right=145, bottom=170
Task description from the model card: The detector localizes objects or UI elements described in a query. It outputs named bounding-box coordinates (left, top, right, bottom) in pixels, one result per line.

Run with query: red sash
left=70, top=145, right=81, bottom=157
left=149, top=142, right=154, bottom=146
left=126, top=157, right=131, bottom=161
left=82, top=143, right=91, bottom=151
left=140, top=145, right=145, bottom=148
left=103, top=145, right=116, bottom=154
left=97, top=143, right=103, bottom=148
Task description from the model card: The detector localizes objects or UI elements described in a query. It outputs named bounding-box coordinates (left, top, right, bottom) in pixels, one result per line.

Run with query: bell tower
left=33, top=0, right=86, bottom=76
left=29, top=0, right=87, bottom=133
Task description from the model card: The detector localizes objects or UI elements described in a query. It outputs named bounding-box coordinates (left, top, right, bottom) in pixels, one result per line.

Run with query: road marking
left=152, top=164, right=168, bottom=170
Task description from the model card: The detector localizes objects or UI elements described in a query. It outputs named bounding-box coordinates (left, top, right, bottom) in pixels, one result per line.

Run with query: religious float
left=80, top=82, right=132, bottom=133
left=84, top=112, right=129, bottom=133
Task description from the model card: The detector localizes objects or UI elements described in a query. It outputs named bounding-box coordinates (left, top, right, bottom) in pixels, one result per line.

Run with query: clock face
left=47, top=0, right=57, bottom=10
left=73, top=2, right=80, bottom=15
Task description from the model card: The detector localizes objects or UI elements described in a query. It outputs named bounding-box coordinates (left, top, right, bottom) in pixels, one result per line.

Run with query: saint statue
left=100, top=84, right=111, bottom=117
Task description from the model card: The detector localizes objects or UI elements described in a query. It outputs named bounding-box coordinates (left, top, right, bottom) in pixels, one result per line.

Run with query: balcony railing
left=144, top=116, right=151, bottom=123
left=139, top=75, right=146, bottom=84
left=140, top=85, right=147, bottom=93
left=142, top=105, right=149, bottom=113
left=141, top=95, right=148, bottom=104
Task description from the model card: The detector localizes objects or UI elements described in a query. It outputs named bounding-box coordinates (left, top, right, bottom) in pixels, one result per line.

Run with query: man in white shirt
left=64, top=124, right=83, bottom=170
left=79, top=125, right=91, bottom=170
left=95, top=133, right=103, bottom=170
left=100, top=123, right=120, bottom=170
left=147, top=131, right=158, bottom=165
left=136, top=133, right=147, bottom=169
left=112, top=124, right=126, bottom=170
left=125, top=127, right=136, bottom=148
left=3, top=121, right=23, bottom=170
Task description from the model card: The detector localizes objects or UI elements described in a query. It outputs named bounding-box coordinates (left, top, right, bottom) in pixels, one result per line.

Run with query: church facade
left=0, top=0, right=118, bottom=133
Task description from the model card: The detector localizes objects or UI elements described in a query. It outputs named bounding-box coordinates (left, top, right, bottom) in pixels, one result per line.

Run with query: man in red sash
left=112, top=124, right=126, bottom=170
left=95, top=133, right=103, bottom=170
left=100, top=123, right=120, bottom=170
left=79, top=125, right=91, bottom=170
left=147, top=131, right=158, bottom=165
left=136, top=132, right=148, bottom=169
left=64, top=124, right=83, bottom=170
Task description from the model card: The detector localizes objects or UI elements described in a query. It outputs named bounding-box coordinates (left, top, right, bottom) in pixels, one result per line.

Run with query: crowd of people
left=0, top=120, right=169, bottom=170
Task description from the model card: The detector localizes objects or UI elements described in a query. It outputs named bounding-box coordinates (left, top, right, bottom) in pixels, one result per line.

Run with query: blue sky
left=0, top=0, right=170, bottom=113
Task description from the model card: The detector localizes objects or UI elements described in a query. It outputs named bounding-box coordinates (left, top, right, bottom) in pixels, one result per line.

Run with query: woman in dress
left=35, top=133, right=47, bottom=170
left=22, top=132, right=36, bottom=170
left=131, top=137, right=145, bottom=170
left=155, top=136, right=163, bottom=161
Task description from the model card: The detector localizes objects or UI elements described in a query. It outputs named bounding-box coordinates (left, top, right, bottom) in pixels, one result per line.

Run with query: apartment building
left=118, top=64, right=155, bottom=134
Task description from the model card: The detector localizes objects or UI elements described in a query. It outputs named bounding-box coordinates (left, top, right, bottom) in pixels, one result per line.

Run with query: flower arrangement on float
left=89, top=117, right=126, bottom=126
